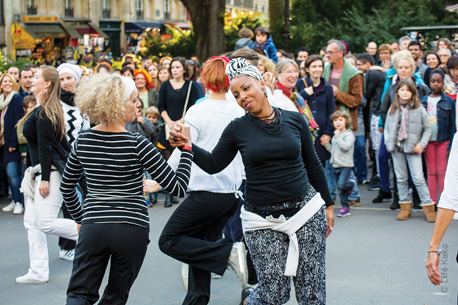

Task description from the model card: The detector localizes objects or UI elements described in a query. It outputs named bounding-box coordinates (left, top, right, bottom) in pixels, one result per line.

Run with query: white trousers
left=23, top=171, right=78, bottom=281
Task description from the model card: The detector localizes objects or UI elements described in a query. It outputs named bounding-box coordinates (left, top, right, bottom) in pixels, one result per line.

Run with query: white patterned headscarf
left=226, top=57, right=263, bottom=82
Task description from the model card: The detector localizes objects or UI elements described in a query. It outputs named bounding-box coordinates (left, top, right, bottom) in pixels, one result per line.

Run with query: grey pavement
left=1, top=186, right=457, bottom=305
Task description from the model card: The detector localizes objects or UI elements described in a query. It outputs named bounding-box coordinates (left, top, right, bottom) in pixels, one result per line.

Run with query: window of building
left=164, top=0, right=170, bottom=20
left=136, top=0, right=144, bottom=20
left=65, top=0, right=74, bottom=17
left=103, top=0, right=111, bottom=18
left=27, top=0, right=37, bottom=15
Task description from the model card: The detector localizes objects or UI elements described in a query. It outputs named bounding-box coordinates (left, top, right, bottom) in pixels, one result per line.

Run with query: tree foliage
left=285, top=0, right=458, bottom=54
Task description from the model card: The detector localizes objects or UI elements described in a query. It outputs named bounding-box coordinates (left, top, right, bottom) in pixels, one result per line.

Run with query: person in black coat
left=0, top=73, right=24, bottom=214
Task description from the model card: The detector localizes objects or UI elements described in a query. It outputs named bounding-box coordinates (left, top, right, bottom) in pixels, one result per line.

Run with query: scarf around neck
left=0, top=91, right=16, bottom=111
left=397, top=100, right=413, bottom=143
left=60, top=89, right=76, bottom=106
left=276, top=81, right=320, bottom=138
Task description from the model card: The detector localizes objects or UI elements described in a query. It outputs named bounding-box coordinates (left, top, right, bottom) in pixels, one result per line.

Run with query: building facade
left=2, top=0, right=189, bottom=62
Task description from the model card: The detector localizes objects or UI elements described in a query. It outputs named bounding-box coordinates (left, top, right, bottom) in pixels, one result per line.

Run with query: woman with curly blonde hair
left=60, top=73, right=194, bottom=305
left=17, top=66, right=78, bottom=284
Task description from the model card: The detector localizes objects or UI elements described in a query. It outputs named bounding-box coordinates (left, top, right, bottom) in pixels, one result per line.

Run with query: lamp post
left=282, top=0, right=291, bottom=47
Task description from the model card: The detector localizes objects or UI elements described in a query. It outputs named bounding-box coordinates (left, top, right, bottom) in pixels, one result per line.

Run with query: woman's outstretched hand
left=169, top=123, right=191, bottom=147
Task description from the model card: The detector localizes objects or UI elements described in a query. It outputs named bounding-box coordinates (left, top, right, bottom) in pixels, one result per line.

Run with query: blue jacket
left=251, top=36, right=278, bottom=63
left=299, top=77, right=335, bottom=161
left=3, top=93, right=24, bottom=163
left=420, top=92, right=456, bottom=150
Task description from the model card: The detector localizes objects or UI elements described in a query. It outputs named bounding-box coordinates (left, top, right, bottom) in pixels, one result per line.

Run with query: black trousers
left=66, top=223, right=149, bottom=305
left=159, top=191, right=240, bottom=305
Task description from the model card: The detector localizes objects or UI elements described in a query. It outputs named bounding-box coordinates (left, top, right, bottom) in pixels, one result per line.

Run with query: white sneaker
left=453, top=212, right=458, bottom=221
left=211, top=273, right=222, bottom=279
left=16, top=273, right=48, bottom=284
left=59, top=249, right=75, bottom=261
left=2, top=201, right=15, bottom=212
left=228, top=242, right=248, bottom=288
left=13, top=203, right=24, bottom=215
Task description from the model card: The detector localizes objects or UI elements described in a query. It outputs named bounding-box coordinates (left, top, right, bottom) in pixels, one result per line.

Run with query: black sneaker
left=367, top=177, right=381, bottom=191
left=372, top=190, right=392, bottom=203
left=240, top=287, right=254, bottom=305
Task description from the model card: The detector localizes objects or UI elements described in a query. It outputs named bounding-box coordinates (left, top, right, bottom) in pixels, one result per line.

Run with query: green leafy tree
left=286, top=0, right=458, bottom=54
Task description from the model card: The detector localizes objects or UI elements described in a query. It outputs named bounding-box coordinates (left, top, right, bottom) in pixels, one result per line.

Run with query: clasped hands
left=169, top=123, right=191, bottom=147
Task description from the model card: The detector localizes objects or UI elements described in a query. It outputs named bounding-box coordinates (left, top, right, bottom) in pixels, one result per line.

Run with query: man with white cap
left=56, top=63, right=90, bottom=262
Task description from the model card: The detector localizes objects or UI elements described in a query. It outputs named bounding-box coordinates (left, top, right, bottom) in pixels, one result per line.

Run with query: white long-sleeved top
left=168, top=98, right=245, bottom=193
left=438, top=133, right=458, bottom=211
left=272, top=89, right=300, bottom=113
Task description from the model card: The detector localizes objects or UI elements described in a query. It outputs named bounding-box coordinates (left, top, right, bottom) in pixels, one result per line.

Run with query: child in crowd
left=144, top=106, right=162, bottom=206
left=251, top=26, right=278, bottom=63
left=144, top=106, right=162, bottom=147
left=384, top=78, right=435, bottom=222
left=16, top=95, right=37, bottom=179
left=420, top=69, right=456, bottom=206
left=325, top=110, right=356, bottom=217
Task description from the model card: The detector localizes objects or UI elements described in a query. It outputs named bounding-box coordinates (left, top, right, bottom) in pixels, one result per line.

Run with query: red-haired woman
left=134, top=68, right=158, bottom=108
left=150, top=57, right=247, bottom=304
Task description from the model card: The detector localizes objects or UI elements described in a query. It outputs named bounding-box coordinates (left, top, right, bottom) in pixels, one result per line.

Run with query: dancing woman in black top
left=172, top=58, right=334, bottom=305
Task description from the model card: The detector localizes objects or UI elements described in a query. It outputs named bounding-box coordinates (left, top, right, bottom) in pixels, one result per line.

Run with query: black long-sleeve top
left=158, top=80, right=201, bottom=120
left=23, top=106, right=70, bottom=180
left=60, top=130, right=193, bottom=228
left=192, top=109, right=333, bottom=207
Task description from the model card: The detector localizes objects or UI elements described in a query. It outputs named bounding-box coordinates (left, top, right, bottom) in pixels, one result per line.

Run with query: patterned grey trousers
left=244, top=206, right=327, bottom=305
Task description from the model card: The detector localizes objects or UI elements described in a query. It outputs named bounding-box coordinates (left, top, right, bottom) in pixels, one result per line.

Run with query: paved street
left=1, top=186, right=457, bottom=305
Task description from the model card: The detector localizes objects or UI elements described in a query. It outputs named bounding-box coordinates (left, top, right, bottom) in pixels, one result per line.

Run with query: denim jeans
left=5, top=161, right=23, bottom=204
left=334, top=167, right=354, bottom=208
left=391, top=150, right=433, bottom=204
left=353, top=135, right=367, bottom=183
left=378, top=134, right=391, bottom=192
left=325, top=160, right=336, bottom=201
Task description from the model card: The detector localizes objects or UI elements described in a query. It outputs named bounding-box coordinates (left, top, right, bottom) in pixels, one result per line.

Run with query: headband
left=118, top=75, right=136, bottom=100
left=225, top=57, right=263, bottom=82
left=57, top=63, right=82, bottom=82
left=203, top=56, right=230, bottom=92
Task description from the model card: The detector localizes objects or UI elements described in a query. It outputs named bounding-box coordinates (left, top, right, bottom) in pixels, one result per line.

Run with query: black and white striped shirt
left=60, top=129, right=193, bottom=228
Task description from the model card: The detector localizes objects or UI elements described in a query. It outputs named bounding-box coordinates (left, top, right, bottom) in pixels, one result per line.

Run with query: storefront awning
left=125, top=21, right=164, bottom=34
left=165, top=21, right=192, bottom=29
left=88, top=22, right=109, bottom=39
left=21, top=23, right=67, bottom=39
left=12, top=23, right=36, bottom=49
left=58, top=20, right=82, bottom=39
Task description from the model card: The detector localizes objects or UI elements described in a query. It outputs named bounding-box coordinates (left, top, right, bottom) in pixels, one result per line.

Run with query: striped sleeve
left=60, top=146, right=84, bottom=223
left=136, top=136, right=193, bottom=197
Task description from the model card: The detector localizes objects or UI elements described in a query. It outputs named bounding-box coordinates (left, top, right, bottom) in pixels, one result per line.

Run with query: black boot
left=164, top=193, right=172, bottom=208
left=372, top=190, right=392, bottom=203
left=390, top=193, right=400, bottom=210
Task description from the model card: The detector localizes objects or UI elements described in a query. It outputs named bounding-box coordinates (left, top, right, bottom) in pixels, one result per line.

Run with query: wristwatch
left=428, top=249, right=442, bottom=256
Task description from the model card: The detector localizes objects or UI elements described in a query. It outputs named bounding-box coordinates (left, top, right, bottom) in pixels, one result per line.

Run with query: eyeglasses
left=439, top=54, right=450, bottom=57
left=325, top=50, right=340, bottom=55
left=281, top=70, right=299, bottom=75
